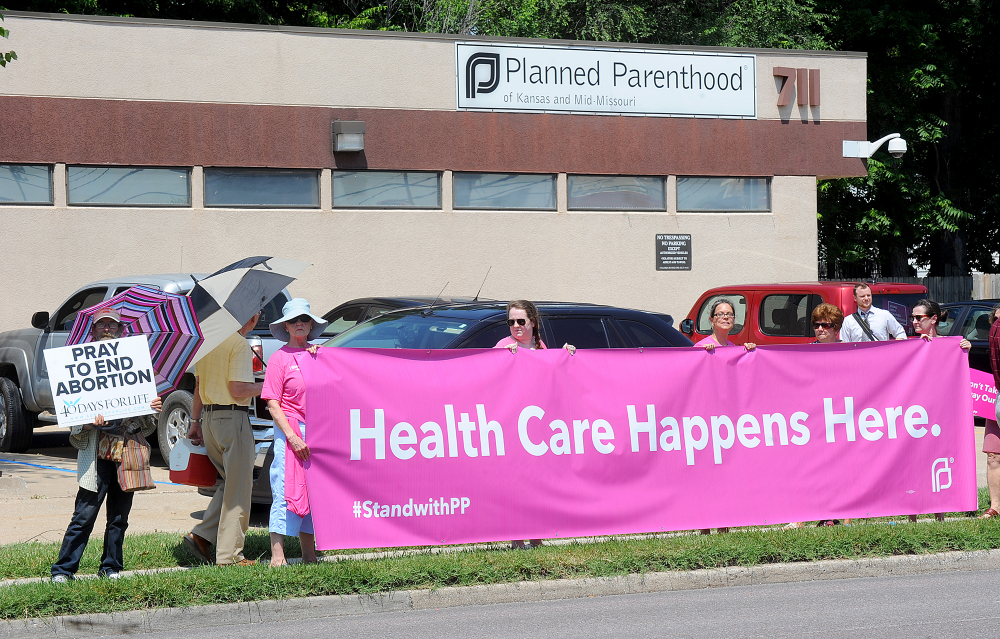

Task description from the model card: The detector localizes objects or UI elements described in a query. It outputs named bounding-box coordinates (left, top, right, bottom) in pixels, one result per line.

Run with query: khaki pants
left=192, top=409, right=254, bottom=564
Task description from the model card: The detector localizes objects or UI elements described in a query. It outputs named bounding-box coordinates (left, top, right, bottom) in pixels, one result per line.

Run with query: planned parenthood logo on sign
left=457, top=42, right=756, bottom=118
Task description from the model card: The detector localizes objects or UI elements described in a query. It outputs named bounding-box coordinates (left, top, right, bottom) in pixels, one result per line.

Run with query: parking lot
left=0, top=426, right=269, bottom=546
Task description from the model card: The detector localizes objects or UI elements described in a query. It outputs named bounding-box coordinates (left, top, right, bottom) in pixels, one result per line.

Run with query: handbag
left=117, top=431, right=155, bottom=492
left=97, top=432, right=125, bottom=462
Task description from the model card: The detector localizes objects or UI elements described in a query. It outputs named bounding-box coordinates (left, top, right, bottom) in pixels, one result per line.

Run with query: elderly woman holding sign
left=262, top=298, right=328, bottom=566
left=51, top=309, right=161, bottom=582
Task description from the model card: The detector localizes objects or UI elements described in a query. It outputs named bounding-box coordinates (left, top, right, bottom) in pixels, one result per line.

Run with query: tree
left=0, top=11, right=16, bottom=67
left=816, top=0, right=999, bottom=277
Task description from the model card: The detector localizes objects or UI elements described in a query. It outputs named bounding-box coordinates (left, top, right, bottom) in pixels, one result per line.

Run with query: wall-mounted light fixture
left=843, top=133, right=907, bottom=159
left=332, top=121, right=366, bottom=152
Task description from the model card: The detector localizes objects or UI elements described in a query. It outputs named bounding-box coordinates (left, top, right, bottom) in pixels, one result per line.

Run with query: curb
left=4, top=548, right=1000, bottom=637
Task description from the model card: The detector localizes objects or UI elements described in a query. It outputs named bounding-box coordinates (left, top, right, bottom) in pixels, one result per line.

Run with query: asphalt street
left=127, top=569, right=1000, bottom=639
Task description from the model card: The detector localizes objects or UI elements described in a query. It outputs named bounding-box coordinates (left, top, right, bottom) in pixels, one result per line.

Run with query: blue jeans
left=51, top=459, right=134, bottom=578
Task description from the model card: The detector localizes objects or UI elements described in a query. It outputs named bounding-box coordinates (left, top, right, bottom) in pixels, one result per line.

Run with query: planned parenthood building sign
left=457, top=43, right=756, bottom=118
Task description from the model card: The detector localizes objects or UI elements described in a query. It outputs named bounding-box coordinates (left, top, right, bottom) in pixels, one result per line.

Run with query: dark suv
left=937, top=300, right=1000, bottom=374
left=322, top=301, right=693, bottom=350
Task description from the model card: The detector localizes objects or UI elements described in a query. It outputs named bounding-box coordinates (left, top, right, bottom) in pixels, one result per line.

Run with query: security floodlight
left=332, top=120, right=365, bottom=152
left=843, top=133, right=907, bottom=159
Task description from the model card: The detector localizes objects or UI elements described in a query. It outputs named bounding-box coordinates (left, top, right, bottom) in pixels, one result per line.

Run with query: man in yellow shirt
left=183, top=312, right=262, bottom=566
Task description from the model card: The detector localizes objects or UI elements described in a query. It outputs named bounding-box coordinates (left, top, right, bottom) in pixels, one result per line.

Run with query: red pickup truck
left=678, top=281, right=928, bottom=346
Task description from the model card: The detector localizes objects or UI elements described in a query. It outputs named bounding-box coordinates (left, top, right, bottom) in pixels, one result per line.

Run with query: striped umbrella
left=188, top=256, right=310, bottom=365
left=67, top=285, right=204, bottom=395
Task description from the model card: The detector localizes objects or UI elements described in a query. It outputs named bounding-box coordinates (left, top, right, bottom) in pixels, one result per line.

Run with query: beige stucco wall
left=0, top=175, right=816, bottom=332
left=1, top=14, right=864, bottom=121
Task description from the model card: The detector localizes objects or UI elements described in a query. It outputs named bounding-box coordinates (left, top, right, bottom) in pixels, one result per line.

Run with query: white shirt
left=840, top=306, right=906, bottom=342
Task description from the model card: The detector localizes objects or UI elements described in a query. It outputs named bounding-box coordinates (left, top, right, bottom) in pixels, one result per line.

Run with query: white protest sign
left=44, top=335, right=158, bottom=427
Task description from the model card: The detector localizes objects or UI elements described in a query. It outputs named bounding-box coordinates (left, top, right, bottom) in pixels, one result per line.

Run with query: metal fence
left=818, top=274, right=1000, bottom=303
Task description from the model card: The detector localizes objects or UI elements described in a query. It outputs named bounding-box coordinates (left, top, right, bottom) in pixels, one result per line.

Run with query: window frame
left=66, top=165, right=192, bottom=208
left=332, top=170, right=442, bottom=210
left=204, top=167, right=321, bottom=209
left=0, top=164, right=54, bottom=206
left=453, top=172, right=557, bottom=211
left=676, top=176, right=772, bottom=212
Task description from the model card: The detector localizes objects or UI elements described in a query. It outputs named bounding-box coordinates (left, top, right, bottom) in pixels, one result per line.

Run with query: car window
left=960, top=308, right=994, bottom=340
left=324, top=311, right=472, bottom=349
left=54, top=287, right=109, bottom=331
left=938, top=306, right=961, bottom=336
left=363, top=304, right=396, bottom=320
left=618, top=320, right=671, bottom=347
left=113, top=286, right=135, bottom=296
left=457, top=321, right=511, bottom=348
left=254, top=292, right=290, bottom=332
left=696, top=294, right=748, bottom=335
left=759, top=294, right=823, bottom=337
left=321, top=305, right=367, bottom=336
left=545, top=317, right=610, bottom=349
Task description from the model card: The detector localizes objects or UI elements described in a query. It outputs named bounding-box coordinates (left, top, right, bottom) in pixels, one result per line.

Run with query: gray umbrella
left=188, top=256, right=310, bottom=364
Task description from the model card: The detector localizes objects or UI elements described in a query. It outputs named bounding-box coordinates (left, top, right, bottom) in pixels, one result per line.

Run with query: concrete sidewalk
left=3, top=548, right=1000, bottom=637
left=0, top=426, right=268, bottom=546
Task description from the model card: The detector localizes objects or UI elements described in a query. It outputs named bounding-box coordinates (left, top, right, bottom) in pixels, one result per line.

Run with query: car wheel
left=0, top=377, right=33, bottom=453
left=158, top=390, right=193, bottom=466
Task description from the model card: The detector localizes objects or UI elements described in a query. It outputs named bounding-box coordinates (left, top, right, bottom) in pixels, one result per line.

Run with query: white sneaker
left=51, top=574, right=72, bottom=583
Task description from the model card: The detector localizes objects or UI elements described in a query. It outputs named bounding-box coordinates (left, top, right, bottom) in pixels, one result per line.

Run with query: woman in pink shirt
left=494, top=300, right=574, bottom=549
left=262, top=298, right=329, bottom=566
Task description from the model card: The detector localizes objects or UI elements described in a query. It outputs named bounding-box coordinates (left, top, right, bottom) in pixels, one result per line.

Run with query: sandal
left=980, top=508, right=1000, bottom=519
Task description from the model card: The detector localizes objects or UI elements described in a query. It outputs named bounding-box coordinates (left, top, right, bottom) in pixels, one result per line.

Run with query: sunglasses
left=812, top=322, right=834, bottom=329
left=507, top=318, right=528, bottom=326
left=287, top=315, right=313, bottom=325
left=713, top=312, right=735, bottom=319
left=94, top=320, right=119, bottom=330
left=909, top=314, right=931, bottom=321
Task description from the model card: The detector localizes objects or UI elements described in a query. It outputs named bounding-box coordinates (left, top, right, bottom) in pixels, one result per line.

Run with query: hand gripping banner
left=302, top=338, right=977, bottom=550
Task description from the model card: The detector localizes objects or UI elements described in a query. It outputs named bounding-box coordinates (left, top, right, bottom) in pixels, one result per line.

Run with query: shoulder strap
left=853, top=312, right=878, bottom=341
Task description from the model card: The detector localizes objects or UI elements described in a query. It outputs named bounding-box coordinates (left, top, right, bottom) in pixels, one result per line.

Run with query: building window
left=567, top=175, right=666, bottom=211
left=0, top=164, right=52, bottom=204
left=204, top=168, right=320, bottom=208
left=333, top=171, right=440, bottom=208
left=67, top=166, right=191, bottom=206
left=677, top=177, right=770, bottom=212
left=454, top=173, right=556, bottom=210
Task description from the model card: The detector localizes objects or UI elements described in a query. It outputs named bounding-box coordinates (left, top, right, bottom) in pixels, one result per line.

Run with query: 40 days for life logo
left=43, top=335, right=158, bottom=427
left=457, top=42, right=756, bottom=118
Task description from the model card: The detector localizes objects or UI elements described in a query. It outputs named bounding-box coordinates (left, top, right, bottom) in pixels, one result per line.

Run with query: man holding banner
left=184, top=312, right=262, bottom=566
left=51, top=309, right=161, bottom=583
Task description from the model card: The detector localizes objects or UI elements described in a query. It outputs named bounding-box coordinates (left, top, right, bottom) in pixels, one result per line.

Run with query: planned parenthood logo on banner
left=457, top=42, right=756, bottom=118
left=44, top=335, right=158, bottom=427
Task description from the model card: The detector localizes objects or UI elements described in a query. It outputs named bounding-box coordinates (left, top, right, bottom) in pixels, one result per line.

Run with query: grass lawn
left=1, top=489, right=997, bottom=620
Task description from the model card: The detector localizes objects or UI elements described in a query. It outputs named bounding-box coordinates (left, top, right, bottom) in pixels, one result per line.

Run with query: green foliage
left=817, top=0, right=999, bottom=277
left=702, top=0, right=829, bottom=50
left=0, top=11, right=16, bottom=67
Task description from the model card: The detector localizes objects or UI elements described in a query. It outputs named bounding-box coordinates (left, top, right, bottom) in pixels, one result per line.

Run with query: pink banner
left=971, top=368, right=998, bottom=420
left=303, top=338, right=977, bottom=550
